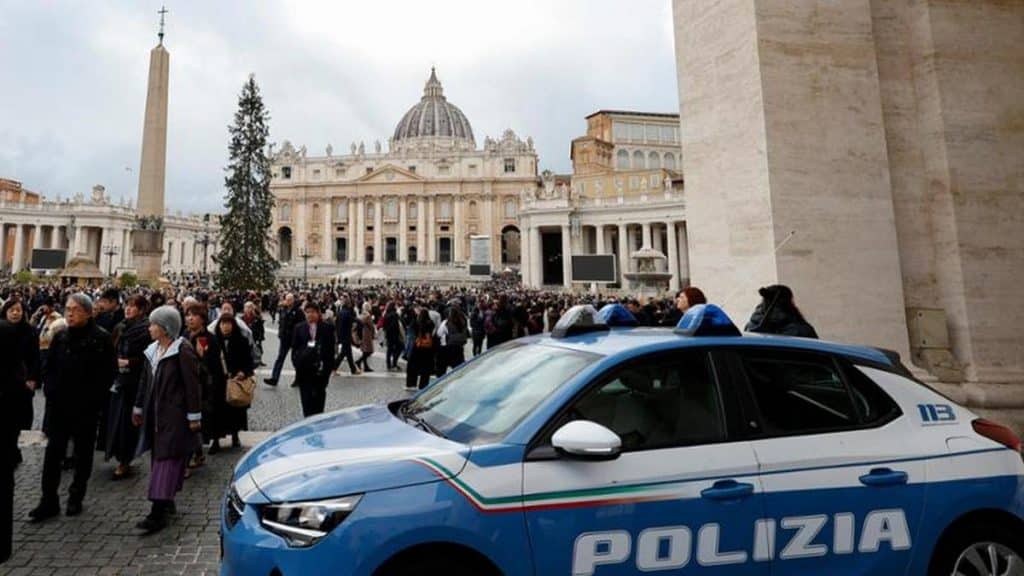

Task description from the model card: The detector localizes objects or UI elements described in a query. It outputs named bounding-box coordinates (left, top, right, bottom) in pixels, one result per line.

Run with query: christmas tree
left=215, top=74, right=278, bottom=290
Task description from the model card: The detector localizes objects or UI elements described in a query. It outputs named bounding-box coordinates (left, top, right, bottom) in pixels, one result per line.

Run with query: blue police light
left=595, top=303, right=638, bottom=328
left=675, top=304, right=741, bottom=337
left=552, top=304, right=610, bottom=338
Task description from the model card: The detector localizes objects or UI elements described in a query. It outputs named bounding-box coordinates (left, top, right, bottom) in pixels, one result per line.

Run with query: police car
left=220, top=304, right=1024, bottom=576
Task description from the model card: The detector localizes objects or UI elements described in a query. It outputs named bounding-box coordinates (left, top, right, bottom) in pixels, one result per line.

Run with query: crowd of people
left=0, top=274, right=817, bottom=563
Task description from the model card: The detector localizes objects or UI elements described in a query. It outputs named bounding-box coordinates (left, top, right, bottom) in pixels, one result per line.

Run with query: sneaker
left=28, top=502, right=60, bottom=523
left=263, top=378, right=278, bottom=387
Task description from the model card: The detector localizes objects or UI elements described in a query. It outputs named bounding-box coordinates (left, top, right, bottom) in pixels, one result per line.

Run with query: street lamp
left=195, top=213, right=213, bottom=285
left=102, top=244, right=120, bottom=277
left=300, top=247, right=312, bottom=284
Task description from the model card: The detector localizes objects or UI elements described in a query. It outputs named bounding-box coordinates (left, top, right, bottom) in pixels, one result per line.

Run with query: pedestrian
left=105, top=295, right=151, bottom=480
left=29, top=293, right=116, bottom=522
left=469, top=302, right=486, bottom=357
left=30, top=296, right=65, bottom=372
left=183, top=304, right=213, bottom=471
left=437, top=305, right=469, bottom=374
left=290, top=302, right=335, bottom=417
left=95, top=288, right=125, bottom=334
left=405, top=309, right=436, bottom=391
left=333, top=296, right=360, bottom=375
left=265, top=293, right=302, bottom=387
left=131, top=305, right=203, bottom=533
left=383, top=302, right=404, bottom=371
left=243, top=300, right=265, bottom=367
left=354, top=305, right=376, bottom=373
left=208, top=312, right=254, bottom=452
left=744, top=284, right=818, bottom=338
left=0, top=320, right=23, bottom=565
left=1, top=298, right=40, bottom=467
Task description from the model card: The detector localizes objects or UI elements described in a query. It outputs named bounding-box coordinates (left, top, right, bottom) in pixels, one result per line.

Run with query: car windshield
left=403, top=343, right=599, bottom=444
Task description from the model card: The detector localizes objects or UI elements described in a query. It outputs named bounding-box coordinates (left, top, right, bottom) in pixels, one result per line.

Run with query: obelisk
left=131, top=6, right=170, bottom=282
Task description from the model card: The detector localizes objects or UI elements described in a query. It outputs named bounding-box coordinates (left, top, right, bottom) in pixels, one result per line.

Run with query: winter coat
left=207, top=326, right=254, bottom=437
left=356, top=316, right=376, bottom=354
left=336, top=307, right=356, bottom=345
left=290, top=321, right=336, bottom=381
left=0, top=322, right=22, bottom=428
left=0, top=319, right=38, bottom=431
left=104, top=315, right=150, bottom=461
left=133, top=338, right=202, bottom=461
left=278, top=305, right=303, bottom=342
left=43, top=320, right=116, bottom=422
left=745, top=302, right=819, bottom=339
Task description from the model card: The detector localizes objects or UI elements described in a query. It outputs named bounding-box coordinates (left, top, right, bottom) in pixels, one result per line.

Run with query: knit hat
left=150, top=305, right=181, bottom=339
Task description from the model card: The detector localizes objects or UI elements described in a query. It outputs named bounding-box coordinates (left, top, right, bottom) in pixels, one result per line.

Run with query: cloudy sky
left=0, top=1, right=679, bottom=214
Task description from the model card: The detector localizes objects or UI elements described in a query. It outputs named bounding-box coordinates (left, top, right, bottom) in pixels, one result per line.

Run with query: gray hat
left=149, top=305, right=181, bottom=339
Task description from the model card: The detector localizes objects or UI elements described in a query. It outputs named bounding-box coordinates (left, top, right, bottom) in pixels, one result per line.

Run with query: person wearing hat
left=29, top=293, right=116, bottom=522
left=291, top=301, right=336, bottom=417
left=131, top=305, right=202, bottom=533
left=744, top=284, right=819, bottom=338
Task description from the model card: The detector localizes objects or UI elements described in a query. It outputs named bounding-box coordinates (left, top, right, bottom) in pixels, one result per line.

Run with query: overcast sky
left=0, top=1, right=679, bottom=214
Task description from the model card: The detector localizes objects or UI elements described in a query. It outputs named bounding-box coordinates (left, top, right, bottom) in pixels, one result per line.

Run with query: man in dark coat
left=744, top=284, right=819, bottom=338
left=264, top=293, right=302, bottom=387
left=291, top=302, right=336, bottom=417
left=334, top=297, right=359, bottom=374
left=95, top=288, right=125, bottom=334
left=29, top=293, right=116, bottom=522
left=0, top=321, right=21, bottom=564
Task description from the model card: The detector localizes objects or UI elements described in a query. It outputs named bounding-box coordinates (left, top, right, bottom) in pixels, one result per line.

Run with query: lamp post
left=195, top=213, right=213, bottom=285
left=102, top=244, right=120, bottom=277
left=300, top=247, right=312, bottom=285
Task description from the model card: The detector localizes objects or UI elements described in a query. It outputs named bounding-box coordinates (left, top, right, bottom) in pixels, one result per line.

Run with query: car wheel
left=377, top=552, right=500, bottom=576
left=930, top=522, right=1024, bottom=576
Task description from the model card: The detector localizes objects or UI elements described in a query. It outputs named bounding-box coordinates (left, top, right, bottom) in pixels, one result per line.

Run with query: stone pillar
left=373, top=197, right=383, bottom=264
left=677, top=222, right=690, bottom=288
left=530, top=226, right=542, bottom=287
left=398, top=198, right=408, bottom=263
left=453, top=199, right=464, bottom=262
left=520, top=226, right=531, bottom=286
left=617, top=224, right=629, bottom=284
left=323, top=198, right=332, bottom=263
left=73, top=226, right=83, bottom=256
left=641, top=222, right=652, bottom=249
left=416, top=197, right=426, bottom=262
left=595, top=225, right=606, bottom=254
left=0, top=225, right=7, bottom=270
left=561, top=225, right=572, bottom=289
left=50, top=226, right=60, bottom=249
left=12, top=224, right=25, bottom=272
left=355, top=198, right=365, bottom=263
left=427, top=197, right=436, bottom=262
left=347, top=200, right=357, bottom=263
left=666, top=221, right=680, bottom=291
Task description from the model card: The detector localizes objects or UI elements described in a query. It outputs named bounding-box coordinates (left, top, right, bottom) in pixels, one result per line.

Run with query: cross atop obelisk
left=157, top=6, right=168, bottom=45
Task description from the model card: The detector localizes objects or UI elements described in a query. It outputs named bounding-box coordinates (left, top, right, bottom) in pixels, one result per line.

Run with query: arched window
left=504, top=198, right=517, bottom=219
left=439, top=198, right=453, bottom=219
left=335, top=200, right=348, bottom=221
left=366, top=201, right=375, bottom=220
left=280, top=202, right=291, bottom=221
left=408, top=245, right=418, bottom=262
left=312, top=203, right=321, bottom=222
left=648, top=151, right=661, bottom=169
left=616, top=150, right=629, bottom=170
left=664, top=152, right=677, bottom=171
left=409, top=200, right=418, bottom=219
left=632, top=150, right=645, bottom=170
left=469, top=201, right=479, bottom=219
left=385, top=199, right=398, bottom=220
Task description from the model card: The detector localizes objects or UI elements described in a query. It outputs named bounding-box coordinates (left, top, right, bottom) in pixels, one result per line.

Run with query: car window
left=845, top=363, right=901, bottom=425
left=739, top=351, right=859, bottom=434
left=404, top=343, right=598, bottom=445
left=563, top=351, right=726, bottom=452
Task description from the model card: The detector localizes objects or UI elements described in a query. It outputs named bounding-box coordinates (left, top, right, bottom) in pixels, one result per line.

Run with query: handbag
left=221, top=349, right=256, bottom=408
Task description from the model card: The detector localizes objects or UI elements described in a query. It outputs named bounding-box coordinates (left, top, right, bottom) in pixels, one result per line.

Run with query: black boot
left=231, top=433, right=241, bottom=449
left=136, top=501, right=169, bottom=533
left=28, top=500, right=60, bottom=523
left=66, top=499, right=83, bottom=517
left=208, top=439, right=221, bottom=455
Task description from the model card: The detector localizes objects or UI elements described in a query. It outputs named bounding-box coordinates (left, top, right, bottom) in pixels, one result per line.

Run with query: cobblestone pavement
left=8, top=326, right=418, bottom=575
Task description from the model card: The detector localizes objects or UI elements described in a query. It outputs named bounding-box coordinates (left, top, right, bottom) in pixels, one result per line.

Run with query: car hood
left=233, top=403, right=468, bottom=503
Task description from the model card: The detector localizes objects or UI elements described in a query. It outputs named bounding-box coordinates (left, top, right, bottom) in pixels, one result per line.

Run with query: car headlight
left=259, top=495, right=362, bottom=548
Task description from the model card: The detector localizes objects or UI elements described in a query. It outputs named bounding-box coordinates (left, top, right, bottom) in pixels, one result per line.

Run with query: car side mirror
left=551, top=420, right=622, bottom=461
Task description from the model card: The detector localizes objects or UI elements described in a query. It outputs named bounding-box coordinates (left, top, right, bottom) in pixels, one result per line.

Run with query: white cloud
left=0, top=0, right=678, bottom=214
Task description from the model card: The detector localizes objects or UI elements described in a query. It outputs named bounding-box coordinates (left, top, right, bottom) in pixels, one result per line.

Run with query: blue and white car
left=220, top=304, right=1024, bottom=576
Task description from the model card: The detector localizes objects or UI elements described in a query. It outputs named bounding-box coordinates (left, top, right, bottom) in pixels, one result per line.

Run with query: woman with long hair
left=0, top=298, right=39, bottom=467
left=383, top=302, right=404, bottom=371
left=437, top=305, right=469, bottom=374
left=208, top=312, right=254, bottom=452
left=105, top=295, right=151, bottom=480
left=405, top=308, right=436, bottom=391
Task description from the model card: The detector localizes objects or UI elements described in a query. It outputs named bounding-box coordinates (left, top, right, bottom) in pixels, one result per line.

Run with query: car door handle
left=859, top=467, right=908, bottom=487
left=701, top=480, right=754, bottom=501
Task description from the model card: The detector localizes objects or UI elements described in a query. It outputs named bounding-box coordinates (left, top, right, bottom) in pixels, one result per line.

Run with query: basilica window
left=613, top=121, right=628, bottom=142
left=630, top=123, right=644, bottom=142
left=439, top=198, right=453, bottom=220
left=409, top=200, right=419, bottom=219
left=385, top=199, right=398, bottom=221
left=469, top=201, right=478, bottom=219
left=648, top=151, right=661, bottom=169
left=366, top=202, right=375, bottom=220
left=468, top=164, right=478, bottom=176
left=312, top=203, right=321, bottom=222
left=335, top=200, right=348, bottom=221
left=661, top=125, right=675, bottom=143
left=280, top=202, right=292, bottom=221
left=335, top=167, right=345, bottom=178
left=632, top=150, right=645, bottom=170
left=646, top=124, right=659, bottom=142
left=503, top=158, right=516, bottom=174
left=504, top=198, right=517, bottom=219
left=629, top=176, right=640, bottom=189
left=281, top=166, right=292, bottom=179
left=616, top=150, right=630, bottom=170
left=438, top=165, right=450, bottom=176
left=408, top=165, right=417, bottom=173
left=664, top=152, right=677, bottom=171
left=313, top=169, right=321, bottom=179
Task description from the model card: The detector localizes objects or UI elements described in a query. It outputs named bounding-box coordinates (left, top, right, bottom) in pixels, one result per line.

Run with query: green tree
left=215, top=74, right=278, bottom=290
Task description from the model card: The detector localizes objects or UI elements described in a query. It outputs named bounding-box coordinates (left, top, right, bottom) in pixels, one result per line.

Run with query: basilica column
left=355, top=197, right=365, bottom=263
left=347, top=200, right=357, bottom=263
left=641, top=222, right=652, bottom=250
left=617, top=224, right=629, bottom=284
left=373, top=197, right=383, bottom=264
left=416, top=197, right=426, bottom=262
left=398, top=199, right=408, bottom=263
left=530, top=226, right=542, bottom=287
left=666, top=221, right=680, bottom=291
left=520, top=227, right=531, bottom=286
left=49, top=226, right=60, bottom=249
left=322, top=199, right=332, bottom=263
left=73, top=225, right=84, bottom=256
left=427, top=197, right=436, bottom=263
left=0, top=225, right=7, bottom=270
left=677, top=222, right=690, bottom=287
left=595, top=224, right=606, bottom=254
left=561, top=224, right=572, bottom=289
left=12, top=224, right=25, bottom=272
left=453, top=199, right=464, bottom=262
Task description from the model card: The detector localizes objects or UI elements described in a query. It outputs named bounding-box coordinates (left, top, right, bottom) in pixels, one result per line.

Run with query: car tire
left=928, top=520, right=1024, bottom=576
left=377, top=551, right=500, bottom=576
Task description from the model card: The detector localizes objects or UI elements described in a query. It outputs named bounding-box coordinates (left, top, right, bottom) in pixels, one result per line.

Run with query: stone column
left=641, top=222, right=652, bottom=249
left=666, top=221, right=680, bottom=291
left=416, top=197, right=426, bottom=262
left=355, top=198, right=365, bottom=263
left=12, top=224, right=25, bottom=272
left=677, top=222, right=690, bottom=287
left=427, top=197, right=436, bottom=262
left=73, top=226, right=83, bottom=256
left=373, top=197, right=383, bottom=264
left=561, top=224, right=572, bottom=289
left=520, top=226, right=531, bottom=286
left=323, top=198, right=332, bottom=263
left=50, top=226, right=60, bottom=249
left=398, top=198, right=408, bottom=263
left=0, top=225, right=7, bottom=270
left=530, top=226, right=542, bottom=287
left=347, top=200, right=357, bottom=263
left=595, top=224, right=606, bottom=254
left=453, top=199, right=464, bottom=262
left=617, top=224, right=629, bottom=284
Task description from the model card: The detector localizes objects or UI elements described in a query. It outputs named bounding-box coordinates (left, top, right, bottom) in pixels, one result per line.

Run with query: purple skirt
left=148, top=457, right=188, bottom=501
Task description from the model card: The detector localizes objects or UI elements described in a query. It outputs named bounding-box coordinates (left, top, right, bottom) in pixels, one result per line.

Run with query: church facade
left=270, top=69, right=538, bottom=282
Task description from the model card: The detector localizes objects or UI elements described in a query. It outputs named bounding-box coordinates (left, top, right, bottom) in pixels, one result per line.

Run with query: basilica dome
left=392, top=68, right=475, bottom=147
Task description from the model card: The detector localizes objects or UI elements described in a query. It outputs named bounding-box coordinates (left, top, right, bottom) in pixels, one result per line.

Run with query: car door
left=728, top=348, right=925, bottom=576
left=522, top=349, right=771, bottom=576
